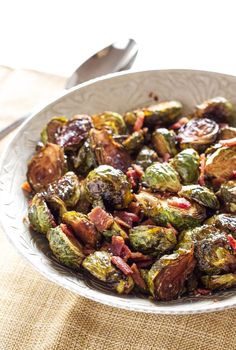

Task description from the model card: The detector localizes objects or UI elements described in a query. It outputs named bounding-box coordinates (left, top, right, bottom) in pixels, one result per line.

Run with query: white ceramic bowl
left=1, top=69, right=236, bottom=314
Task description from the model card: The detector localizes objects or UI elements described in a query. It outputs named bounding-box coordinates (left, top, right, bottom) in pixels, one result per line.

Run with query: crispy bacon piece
left=120, top=244, right=132, bottom=261
left=198, top=153, right=206, bottom=186
left=219, top=137, right=236, bottom=147
left=134, top=111, right=145, bottom=131
left=129, top=252, right=152, bottom=261
left=132, top=164, right=144, bottom=177
left=126, top=168, right=138, bottom=188
left=111, top=236, right=125, bottom=256
left=88, top=207, right=113, bottom=232
left=130, top=263, right=146, bottom=290
left=128, top=202, right=142, bottom=216
left=167, top=197, right=191, bottom=209
left=111, top=256, right=133, bottom=275
left=227, top=234, right=236, bottom=251
left=114, top=211, right=140, bottom=227
left=170, top=117, right=189, bottom=130
left=60, top=224, right=75, bottom=239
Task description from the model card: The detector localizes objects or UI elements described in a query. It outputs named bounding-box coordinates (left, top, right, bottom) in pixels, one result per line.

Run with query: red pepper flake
left=170, top=117, right=189, bottom=130
left=21, top=181, right=32, bottom=193
left=227, top=234, right=236, bottom=250
left=130, top=263, right=147, bottom=290
left=167, top=197, right=191, bottom=209
left=111, top=236, right=125, bottom=256
left=219, top=137, right=236, bottom=147
left=198, top=153, right=206, bottom=186
left=111, top=256, right=133, bottom=275
left=134, top=111, right=145, bottom=131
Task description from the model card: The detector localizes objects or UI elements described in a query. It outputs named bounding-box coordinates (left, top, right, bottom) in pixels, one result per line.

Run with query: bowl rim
left=1, top=68, right=236, bottom=315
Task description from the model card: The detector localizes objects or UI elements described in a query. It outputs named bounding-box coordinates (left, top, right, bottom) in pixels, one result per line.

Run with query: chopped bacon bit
left=114, top=211, right=140, bottom=227
left=83, top=245, right=96, bottom=256
left=128, top=202, right=141, bottom=216
left=111, top=236, right=125, bottom=256
left=126, top=168, right=138, bottom=188
left=134, top=111, right=145, bottom=131
left=129, top=252, right=152, bottom=261
left=141, top=218, right=156, bottom=226
left=111, top=256, right=133, bottom=275
left=114, top=217, right=131, bottom=230
left=88, top=207, right=113, bottom=232
left=131, top=263, right=147, bottom=290
left=60, top=224, right=75, bottom=238
left=167, top=197, right=191, bottom=209
left=227, top=234, right=236, bottom=250
left=170, top=117, right=189, bottom=130
left=132, top=164, right=144, bottom=177
left=163, top=153, right=171, bottom=163
left=198, top=153, right=206, bottom=186
left=219, top=137, right=236, bottom=147
left=120, top=244, right=132, bottom=261
left=21, top=181, right=32, bottom=193
left=231, top=170, right=236, bottom=180
left=195, top=288, right=211, bottom=296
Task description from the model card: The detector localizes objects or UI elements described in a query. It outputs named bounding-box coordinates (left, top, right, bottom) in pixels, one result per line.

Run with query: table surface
left=0, top=66, right=236, bottom=350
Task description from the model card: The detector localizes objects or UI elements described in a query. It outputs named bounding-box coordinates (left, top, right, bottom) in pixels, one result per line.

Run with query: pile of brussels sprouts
left=25, top=96, right=236, bottom=301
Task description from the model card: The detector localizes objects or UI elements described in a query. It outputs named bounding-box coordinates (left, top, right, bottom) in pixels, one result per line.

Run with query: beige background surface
left=0, top=66, right=236, bottom=350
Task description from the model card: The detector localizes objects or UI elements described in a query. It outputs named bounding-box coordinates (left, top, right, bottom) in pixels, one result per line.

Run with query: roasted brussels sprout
left=45, top=195, right=67, bottom=221
left=152, top=128, right=177, bottom=157
left=218, top=126, right=236, bottom=140
left=129, top=225, right=177, bottom=257
left=194, top=97, right=233, bottom=123
left=205, top=146, right=236, bottom=180
left=82, top=251, right=134, bottom=294
left=27, top=143, right=66, bottom=192
left=75, top=180, right=91, bottom=214
left=90, top=128, right=131, bottom=172
left=47, top=224, right=84, bottom=269
left=46, top=172, right=80, bottom=208
left=178, top=118, right=219, bottom=152
left=178, top=185, right=219, bottom=209
left=91, top=111, right=126, bottom=134
left=217, top=180, right=236, bottom=213
left=41, top=116, right=68, bottom=144
left=195, top=232, right=236, bottom=274
left=142, top=162, right=181, bottom=192
left=201, top=273, right=236, bottom=290
left=55, top=115, right=93, bottom=149
left=84, top=165, right=133, bottom=209
left=136, top=146, right=158, bottom=170
left=71, top=139, right=97, bottom=176
left=147, top=248, right=196, bottom=300
left=205, top=214, right=236, bottom=237
left=171, top=149, right=200, bottom=184
left=178, top=225, right=220, bottom=250
left=28, top=193, right=56, bottom=234
left=122, top=130, right=145, bottom=153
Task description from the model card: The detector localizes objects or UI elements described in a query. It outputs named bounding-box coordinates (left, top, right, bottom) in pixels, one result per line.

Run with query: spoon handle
left=0, top=115, right=28, bottom=140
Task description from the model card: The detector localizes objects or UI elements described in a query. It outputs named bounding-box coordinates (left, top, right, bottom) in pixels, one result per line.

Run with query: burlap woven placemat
left=0, top=66, right=236, bottom=350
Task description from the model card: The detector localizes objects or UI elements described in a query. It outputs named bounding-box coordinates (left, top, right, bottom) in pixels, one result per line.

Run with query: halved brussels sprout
left=129, top=225, right=177, bottom=257
left=217, top=180, right=236, bottom=213
left=201, top=273, right=236, bottom=290
left=152, top=128, right=177, bottom=157
left=147, top=248, right=196, bottom=300
left=171, top=149, right=200, bottom=184
left=90, top=128, right=131, bottom=172
left=218, top=126, right=236, bottom=140
left=122, top=130, right=145, bottom=153
left=55, top=115, right=93, bottom=149
left=62, top=211, right=101, bottom=247
left=28, top=193, right=56, bottom=234
left=27, top=143, right=66, bottom=192
left=205, top=146, right=236, bottom=179
left=178, top=118, right=219, bottom=152
left=91, top=111, right=126, bottom=134
left=84, top=165, right=133, bottom=209
left=136, top=146, right=158, bottom=170
left=41, top=116, right=68, bottom=144
left=135, top=191, right=206, bottom=231
left=71, top=139, right=97, bottom=176
left=47, top=224, right=84, bottom=269
left=205, top=214, right=236, bottom=237
left=195, top=232, right=236, bottom=274
left=46, top=172, right=80, bottom=208
left=178, top=185, right=219, bottom=209
left=194, top=97, right=233, bottom=123
left=178, top=225, right=220, bottom=250
left=82, top=251, right=134, bottom=294
left=142, top=162, right=181, bottom=192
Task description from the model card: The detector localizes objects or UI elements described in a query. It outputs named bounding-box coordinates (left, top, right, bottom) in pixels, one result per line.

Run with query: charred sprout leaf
left=178, top=118, right=219, bottom=152
left=45, top=195, right=67, bottom=222
left=55, top=115, right=93, bottom=149
left=201, top=273, right=236, bottom=290
left=82, top=251, right=134, bottom=294
left=147, top=248, right=196, bottom=301
left=72, top=139, right=97, bottom=176
left=102, top=221, right=127, bottom=241
left=28, top=193, right=56, bottom=234
left=136, top=146, right=158, bottom=170
left=178, top=185, right=219, bottom=209
left=218, top=126, right=236, bottom=140
left=47, top=224, right=84, bottom=269
left=171, top=149, right=200, bottom=184
left=90, top=128, right=131, bottom=172
left=91, top=111, right=126, bottom=134
left=195, top=97, right=233, bottom=123
left=152, top=128, right=177, bottom=157
left=142, top=162, right=181, bottom=192
left=205, top=146, right=236, bottom=180
left=27, top=143, right=66, bottom=192
left=40, top=116, right=68, bottom=144
left=195, top=232, right=236, bottom=274
left=84, top=165, right=133, bottom=209
left=122, top=130, right=145, bottom=153
left=129, top=225, right=177, bottom=257
left=62, top=211, right=101, bottom=247
left=217, top=180, right=236, bottom=213
left=46, top=172, right=80, bottom=208
left=206, top=214, right=236, bottom=237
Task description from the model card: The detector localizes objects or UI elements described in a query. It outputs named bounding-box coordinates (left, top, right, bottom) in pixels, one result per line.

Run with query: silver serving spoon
left=0, top=38, right=138, bottom=140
